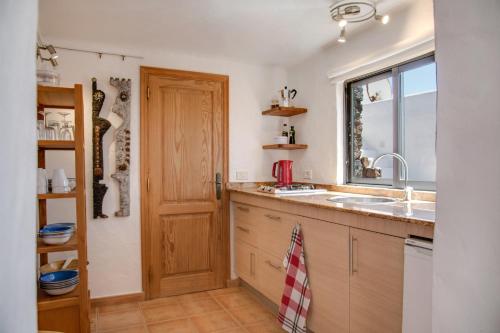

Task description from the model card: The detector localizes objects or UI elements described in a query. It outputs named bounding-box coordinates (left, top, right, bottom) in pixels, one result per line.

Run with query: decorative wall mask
left=110, top=77, right=131, bottom=217
left=92, top=78, right=111, bottom=219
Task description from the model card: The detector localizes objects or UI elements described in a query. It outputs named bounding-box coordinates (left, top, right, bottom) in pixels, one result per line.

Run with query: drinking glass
left=58, top=112, right=74, bottom=141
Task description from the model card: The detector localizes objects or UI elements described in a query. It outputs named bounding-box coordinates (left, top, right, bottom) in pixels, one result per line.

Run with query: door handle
left=215, top=172, right=222, bottom=200
left=350, top=236, right=358, bottom=275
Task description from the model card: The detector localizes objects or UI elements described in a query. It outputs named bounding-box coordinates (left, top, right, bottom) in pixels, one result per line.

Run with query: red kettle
left=272, top=160, right=293, bottom=187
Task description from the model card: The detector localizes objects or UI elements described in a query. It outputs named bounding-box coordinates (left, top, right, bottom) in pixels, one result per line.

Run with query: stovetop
left=257, top=184, right=328, bottom=195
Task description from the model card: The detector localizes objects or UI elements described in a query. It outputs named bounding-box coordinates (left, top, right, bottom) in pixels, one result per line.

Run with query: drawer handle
left=237, top=206, right=250, bottom=212
left=236, top=226, right=250, bottom=233
left=265, top=260, right=282, bottom=271
left=264, top=214, right=281, bottom=221
left=350, top=236, right=358, bottom=275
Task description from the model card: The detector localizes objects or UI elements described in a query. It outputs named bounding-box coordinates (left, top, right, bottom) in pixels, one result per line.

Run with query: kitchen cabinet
left=232, top=196, right=409, bottom=333
left=349, top=228, right=405, bottom=333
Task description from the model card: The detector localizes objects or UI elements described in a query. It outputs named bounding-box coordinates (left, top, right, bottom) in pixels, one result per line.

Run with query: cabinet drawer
left=235, top=219, right=259, bottom=247
left=235, top=240, right=258, bottom=288
left=258, top=209, right=296, bottom=258
left=233, top=203, right=258, bottom=226
left=257, top=250, right=286, bottom=305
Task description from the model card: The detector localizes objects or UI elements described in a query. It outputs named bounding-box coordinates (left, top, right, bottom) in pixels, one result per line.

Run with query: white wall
left=287, top=0, right=435, bottom=184
left=42, top=37, right=288, bottom=298
left=433, top=0, right=500, bottom=332
left=0, top=0, right=38, bottom=331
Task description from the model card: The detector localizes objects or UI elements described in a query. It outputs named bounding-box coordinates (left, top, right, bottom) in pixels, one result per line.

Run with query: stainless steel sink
left=327, top=196, right=397, bottom=204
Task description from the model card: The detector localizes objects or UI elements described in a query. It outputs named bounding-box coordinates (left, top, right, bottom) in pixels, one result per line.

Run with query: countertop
left=228, top=186, right=435, bottom=227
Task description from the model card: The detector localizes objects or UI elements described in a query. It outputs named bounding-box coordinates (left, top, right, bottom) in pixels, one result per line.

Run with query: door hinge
left=147, top=86, right=150, bottom=100
left=147, top=176, right=150, bottom=192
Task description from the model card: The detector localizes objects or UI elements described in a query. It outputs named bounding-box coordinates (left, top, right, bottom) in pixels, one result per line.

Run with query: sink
left=327, top=196, right=397, bottom=204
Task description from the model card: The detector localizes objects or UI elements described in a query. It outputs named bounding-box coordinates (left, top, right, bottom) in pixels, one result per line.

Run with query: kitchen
left=1, top=0, right=499, bottom=333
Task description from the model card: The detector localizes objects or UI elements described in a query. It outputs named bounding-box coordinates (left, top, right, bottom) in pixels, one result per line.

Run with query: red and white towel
left=278, top=224, right=312, bottom=333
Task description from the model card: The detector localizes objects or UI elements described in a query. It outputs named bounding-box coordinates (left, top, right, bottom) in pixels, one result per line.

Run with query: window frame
left=344, top=52, right=436, bottom=191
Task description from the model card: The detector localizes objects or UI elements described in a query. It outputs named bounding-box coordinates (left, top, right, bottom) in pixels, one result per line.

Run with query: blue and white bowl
left=39, top=225, right=74, bottom=245
left=39, top=270, right=79, bottom=295
left=46, top=223, right=76, bottom=231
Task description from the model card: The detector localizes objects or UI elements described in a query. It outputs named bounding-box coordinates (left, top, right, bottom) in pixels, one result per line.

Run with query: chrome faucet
left=372, top=153, right=413, bottom=201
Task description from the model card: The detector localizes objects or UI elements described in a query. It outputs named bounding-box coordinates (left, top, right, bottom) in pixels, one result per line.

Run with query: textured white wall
left=433, top=0, right=500, bottom=332
left=0, top=0, right=38, bottom=331
left=287, top=0, right=435, bottom=184
left=42, top=38, right=288, bottom=298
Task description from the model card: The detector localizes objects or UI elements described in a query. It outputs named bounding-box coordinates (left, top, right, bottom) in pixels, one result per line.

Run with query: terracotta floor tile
left=140, top=296, right=180, bottom=309
left=213, top=327, right=248, bottom=333
left=191, top=310, right=239, bottom=333
left=228, top=303, right=276, bottom=325
left=98, top=301, right=139, bottom=314
left=99, top=325, right=148, bottom=333
left=97, top=309, right=144, bottom=331
left=245, top=320, right=284, bottom=333
left=148, top=318, right=198, bottom=333
left=180, top=297, right=223, bottom=315
left=214, top=291, right=259, bottom=309
left=142, top=302, right=187, bottom=323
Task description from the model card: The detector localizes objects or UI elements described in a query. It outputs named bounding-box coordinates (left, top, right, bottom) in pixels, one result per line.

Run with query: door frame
left=140, top=66, right=230, bottom=299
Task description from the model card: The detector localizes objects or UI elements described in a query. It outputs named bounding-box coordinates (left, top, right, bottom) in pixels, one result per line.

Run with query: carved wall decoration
left=92, top=78, right=111, bottom=219
left=109, top=77, right=131, bottom=217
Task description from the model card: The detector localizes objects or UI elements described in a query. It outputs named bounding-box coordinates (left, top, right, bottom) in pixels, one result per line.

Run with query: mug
left=52, top=168, right=70, bottom=193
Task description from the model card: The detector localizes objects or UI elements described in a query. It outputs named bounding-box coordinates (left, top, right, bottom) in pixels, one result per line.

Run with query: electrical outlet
left=303, top=169, right=313, bottom=180
left=236, top=171, right=248, bottom=180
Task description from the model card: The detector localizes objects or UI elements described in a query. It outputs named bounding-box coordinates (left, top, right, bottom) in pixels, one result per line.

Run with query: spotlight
left=338, top=27, right=346, bottom=43
left=338, top=19, right=347, bottom=28
left=46, top=45, right=59, bottom=60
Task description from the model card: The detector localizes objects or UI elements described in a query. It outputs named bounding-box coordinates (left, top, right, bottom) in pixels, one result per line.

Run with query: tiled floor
left=91, top=287, right=284, bottom=333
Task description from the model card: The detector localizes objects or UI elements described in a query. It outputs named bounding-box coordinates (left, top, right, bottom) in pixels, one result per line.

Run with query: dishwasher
left=402, top=237, right=433, bottom=333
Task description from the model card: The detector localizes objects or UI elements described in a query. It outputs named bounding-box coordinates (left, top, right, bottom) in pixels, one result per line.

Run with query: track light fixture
left=330, top=0, right=390, bottom=43
left=37, top=34, right=59, bottom=67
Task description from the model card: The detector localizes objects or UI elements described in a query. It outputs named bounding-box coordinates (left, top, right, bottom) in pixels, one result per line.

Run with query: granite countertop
left=228, top=186, right=435, bottom=226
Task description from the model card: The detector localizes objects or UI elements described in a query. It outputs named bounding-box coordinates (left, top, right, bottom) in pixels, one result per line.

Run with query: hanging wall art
left=110, top=77, right=131, bottom=217
left=92, top=78, right=111, bottom=219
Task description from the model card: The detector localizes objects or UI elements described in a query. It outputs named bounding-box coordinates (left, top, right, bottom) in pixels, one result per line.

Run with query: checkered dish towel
left=278, top=224, right=312, bottom=333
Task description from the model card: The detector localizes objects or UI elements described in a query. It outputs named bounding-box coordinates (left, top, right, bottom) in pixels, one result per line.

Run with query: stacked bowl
left=39, top=224, right=75, bottom=245
left=39, top=270, right=79, bottom=295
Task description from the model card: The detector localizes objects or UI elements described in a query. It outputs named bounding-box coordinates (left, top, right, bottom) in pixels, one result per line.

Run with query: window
left=345, top=54, right=436, bottom=190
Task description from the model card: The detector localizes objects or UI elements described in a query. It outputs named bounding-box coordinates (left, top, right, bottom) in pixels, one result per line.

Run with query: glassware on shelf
left=37, top=120, right=46, bottom=140
left=46, top=121, right=59, bottom=140
left=58, top=112, right=74, bottom=141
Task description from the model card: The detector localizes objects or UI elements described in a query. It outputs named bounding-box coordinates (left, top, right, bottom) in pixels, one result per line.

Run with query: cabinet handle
left=237, top=206, right=250, bottom=212
left=264, top=214, right=281, bottom=221
left=250, top=253, right=255, bottom=276
left=236, top=226, right=250, bottom=233
left=265, top=260, right=282, bottom=271
left=351, top=236, right=358, bottom=275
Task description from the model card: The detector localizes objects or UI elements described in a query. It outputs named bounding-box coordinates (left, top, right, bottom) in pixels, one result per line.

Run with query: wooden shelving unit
left=262, top=106, right=307, bottom=117
left=262, top=144, right=308, bottom=150
left=36, top=84, right=90, bottom=333
left=262, top=106, right=308, bottom=150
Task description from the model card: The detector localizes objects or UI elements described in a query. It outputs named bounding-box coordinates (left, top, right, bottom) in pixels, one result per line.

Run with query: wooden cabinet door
left=301, top=217, right=350, bottom=333
left=235, top=240, right=258, bottom=288
left=257, top=249, right=286, bottom=304
left=349, top=228, right=405, bottom=333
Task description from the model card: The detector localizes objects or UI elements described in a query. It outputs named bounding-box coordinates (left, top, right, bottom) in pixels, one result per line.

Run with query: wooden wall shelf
left=38, top=192, right=77, bottom=200
left=37, top=86, right=76, bottom=109
left=36, top=84, right=90, bottom=333
left=262, top=144, right=308, bottom=150
left=38, top=286, right=80, bottom=312
left=38, top=140, right=75, bottom=150
left=37, top=235, right=78, bottom=254
left=262, top=106, right=307, bottom=117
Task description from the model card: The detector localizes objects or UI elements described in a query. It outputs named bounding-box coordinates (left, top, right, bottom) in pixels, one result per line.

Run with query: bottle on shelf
left=289, top=126, right=296, bottom=144
left=282, top=123, right=288, bottom=137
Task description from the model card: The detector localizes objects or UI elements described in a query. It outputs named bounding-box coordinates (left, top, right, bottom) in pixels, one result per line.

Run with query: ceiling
left=39, top=0, right=412, bottom=67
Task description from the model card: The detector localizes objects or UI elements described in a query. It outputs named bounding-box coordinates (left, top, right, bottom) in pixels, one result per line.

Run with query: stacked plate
left=39, top=270, right=79, bottom=295
left=39, top=224, right=75, bottom=245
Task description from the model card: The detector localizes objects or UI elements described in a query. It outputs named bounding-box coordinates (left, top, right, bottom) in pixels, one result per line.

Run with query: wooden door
left=300, top=217, right=350, bottom=333
left=349, top=228, right=405, bottom=333
left=141, top=67, right=229, bottom=298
